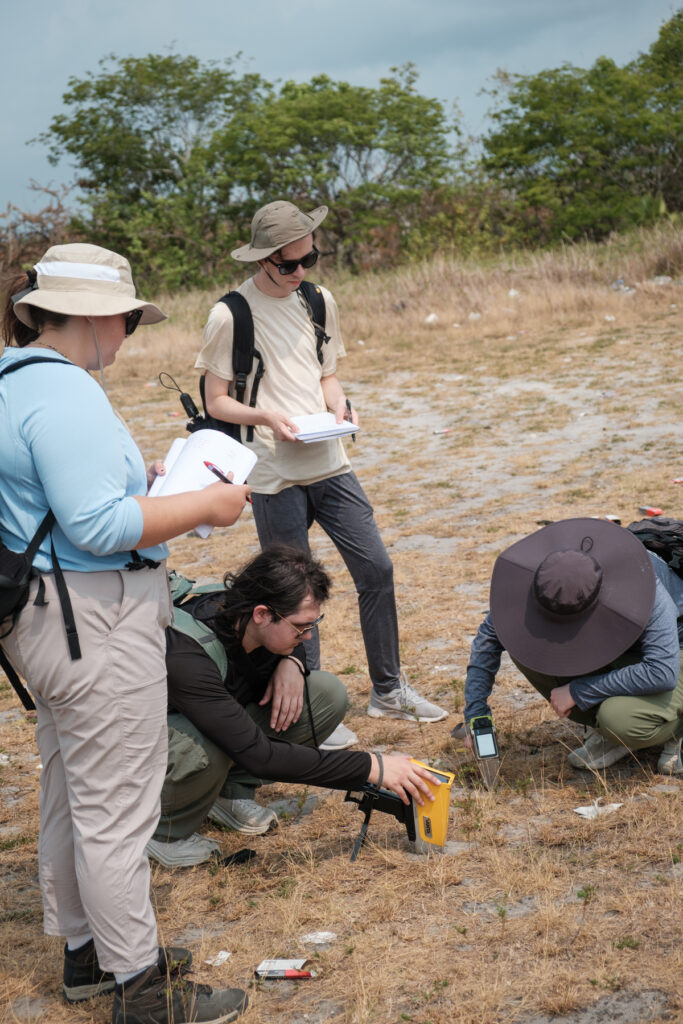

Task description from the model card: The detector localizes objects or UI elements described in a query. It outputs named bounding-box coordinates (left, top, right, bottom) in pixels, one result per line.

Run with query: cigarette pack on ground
left=255, top=958, right=314, bottom=979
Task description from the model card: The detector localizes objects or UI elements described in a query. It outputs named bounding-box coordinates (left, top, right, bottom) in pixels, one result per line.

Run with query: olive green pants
left=513, top=657, right=683, bottom=751
left=154, top=670, right=348, bottom=842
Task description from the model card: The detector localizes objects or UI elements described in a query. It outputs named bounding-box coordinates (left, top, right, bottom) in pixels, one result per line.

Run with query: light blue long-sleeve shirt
left=0, top=347, right=167, bottom=572
left=464, top=552, right=682, bottom=722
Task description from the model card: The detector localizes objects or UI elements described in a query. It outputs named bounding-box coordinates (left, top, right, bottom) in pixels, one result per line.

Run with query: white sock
left=66, top=934, right=93, bottom=950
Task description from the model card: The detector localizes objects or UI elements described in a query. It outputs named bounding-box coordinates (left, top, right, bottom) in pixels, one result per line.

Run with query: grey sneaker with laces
left=657, top=737, right=683, bottom=776
left=367, top=673, right=448, bottom=722
left=319, top=722, right=358, bottom=750
left=566, top=727, right=629, bottom=770
left=208, top=797, right=278, bottom=835
left=146, top=833, right=221, bottom=868
left=112, top=962, right=247, bottom=1024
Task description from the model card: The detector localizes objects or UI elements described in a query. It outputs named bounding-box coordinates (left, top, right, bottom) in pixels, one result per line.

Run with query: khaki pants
left=514, top=657, right=683, bottom=750
left=2, top=565, right=171, bottom=973
left=155, top=670, right=348, bottom=842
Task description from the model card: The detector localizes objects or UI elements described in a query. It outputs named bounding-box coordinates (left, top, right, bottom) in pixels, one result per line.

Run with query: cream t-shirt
left=195, top=277, right=351, bottom=494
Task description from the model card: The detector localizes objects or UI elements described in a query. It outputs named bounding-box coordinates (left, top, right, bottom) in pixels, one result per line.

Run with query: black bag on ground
left=626, top=517, right=683, bottom=578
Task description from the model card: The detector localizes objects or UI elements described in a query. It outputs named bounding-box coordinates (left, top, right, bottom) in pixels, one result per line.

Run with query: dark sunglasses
left=125, top=309, right=144, bottom=336
left=266, top=247, right=319, bottom=276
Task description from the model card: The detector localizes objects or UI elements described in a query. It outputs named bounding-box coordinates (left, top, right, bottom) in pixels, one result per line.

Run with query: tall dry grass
left=1, top=223, right=682, bottom=1023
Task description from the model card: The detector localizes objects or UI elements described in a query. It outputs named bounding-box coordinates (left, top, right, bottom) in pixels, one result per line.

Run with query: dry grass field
left=1, top=224, right=682, bottom=1024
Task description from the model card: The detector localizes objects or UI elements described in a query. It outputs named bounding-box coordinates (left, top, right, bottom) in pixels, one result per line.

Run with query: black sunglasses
left=266, top=247, right=319, bottom=276
left=125, top=309, right=144, bottom=336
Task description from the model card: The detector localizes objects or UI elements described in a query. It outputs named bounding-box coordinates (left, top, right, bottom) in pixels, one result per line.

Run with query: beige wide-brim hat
left=13, top=243, right=166, bottom=329
left=231, top=201, right=328, bottom=262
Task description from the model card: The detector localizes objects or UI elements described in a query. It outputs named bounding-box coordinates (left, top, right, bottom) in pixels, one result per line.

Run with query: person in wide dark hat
left=461, top=518, right=683, bottom=773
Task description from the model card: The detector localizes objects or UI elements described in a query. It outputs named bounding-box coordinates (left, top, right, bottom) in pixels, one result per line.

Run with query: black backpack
left=190, top=281, right=329, bottom=443
left=0, top=356, right=82, bottom=711
left=627, top=517, right=683, bottom=578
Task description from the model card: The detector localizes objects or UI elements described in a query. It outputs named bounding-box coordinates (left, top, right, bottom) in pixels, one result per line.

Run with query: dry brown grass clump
left=1, top=227, right=682, bottom=1023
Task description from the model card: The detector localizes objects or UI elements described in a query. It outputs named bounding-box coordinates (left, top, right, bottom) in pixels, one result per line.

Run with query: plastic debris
left=506, top=335, right=517, bottom=341
left=653, top=275, right=673, bottom=285
left=300, top=931, right=337, bottom=945
left=638, top=506, right=664, bottom=517
left=357, top=339, right=365, bottom=346
left=671, top=478, right=683, bottom=484
left=604, top=315, right=616, bottom=322
left=144, top=381, right=158, bottom=387
left=424, top=313, right=438, bottom=324
left=452, top=322, right=462, bottom=329
left=433, top=428, right=452, bottom=435
left=255, top=958, right=314, bottom=979
left=508, top=288, right=519, bottom=298
left=204, top=950, right=231, bottom=967
left=468, top=312, right=481, bottom=321
left=574, top=798, right=622, bottom=820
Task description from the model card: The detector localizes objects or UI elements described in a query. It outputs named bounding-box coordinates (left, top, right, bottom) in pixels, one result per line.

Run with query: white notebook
left=291, top=412, right=359, bottom=444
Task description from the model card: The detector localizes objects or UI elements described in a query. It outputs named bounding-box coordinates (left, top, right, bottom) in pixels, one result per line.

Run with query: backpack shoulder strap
left=298, top=281, right=330, bottom=365
left=172, top=606, right=228, bottom=681
left=216, top=291, right=264, bottom=442
left=0, top=355, right=73, bottom=380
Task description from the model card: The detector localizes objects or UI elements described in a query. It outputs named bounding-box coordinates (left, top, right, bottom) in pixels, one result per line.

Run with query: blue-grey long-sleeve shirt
left=464, top=553, right=682, bottom=722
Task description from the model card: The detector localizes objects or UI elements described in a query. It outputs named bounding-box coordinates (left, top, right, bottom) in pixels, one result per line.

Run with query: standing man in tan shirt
left=195, top=202, right=447, bottom=821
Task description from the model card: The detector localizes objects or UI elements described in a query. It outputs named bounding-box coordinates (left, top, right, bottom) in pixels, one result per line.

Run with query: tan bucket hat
left=231, top=201, right=328, bottom=262
left=13, top=243, right=166, bottom=329
left=489, top=518, right=655, bottom=676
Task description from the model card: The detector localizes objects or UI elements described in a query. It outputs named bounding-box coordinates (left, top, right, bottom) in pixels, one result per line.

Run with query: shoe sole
left=63, top=979, right=116, bottom=1003
left=319, top=739, right=357, bottom=750
left=208, top=811, right=278, bottom=836
left=367, top=706, right=448, bottom=723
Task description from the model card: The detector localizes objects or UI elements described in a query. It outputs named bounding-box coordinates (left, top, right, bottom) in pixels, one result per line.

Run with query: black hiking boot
left=62, top=939, right=193, bottom=1003
left=111, top=962, right=248, bottom=1023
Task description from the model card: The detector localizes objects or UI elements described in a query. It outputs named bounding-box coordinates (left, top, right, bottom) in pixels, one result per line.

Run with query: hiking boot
left=367, top=673, right=448, bottom=722
left=208, top=797, right=278, bottom=835
left=112, top=963, right=247, bottom=1024
left=319, top=722, right=358, bottom=750
left=657, top=737, right=683, bottom=776
left=63, top=939, right=192, bottom=1003
left=146, top=833, right=221, bottom=868
left=566, top=727, right=629, bottom=770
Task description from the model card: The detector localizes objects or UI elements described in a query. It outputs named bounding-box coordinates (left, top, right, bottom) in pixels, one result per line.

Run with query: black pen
left=203, top=460, right=253, bottom=503
left=345, top=398, right=356, bottom=442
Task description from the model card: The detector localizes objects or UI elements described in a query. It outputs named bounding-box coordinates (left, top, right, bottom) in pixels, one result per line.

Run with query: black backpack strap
left=0, top=355, right=72, bottom=381
left=298, top=281, right=330, bottom=365
left=217, top=291, right=264, bottom=443
left=49, top=536, right=81, bottom=660
left=0, top=646, right=35, bottom=712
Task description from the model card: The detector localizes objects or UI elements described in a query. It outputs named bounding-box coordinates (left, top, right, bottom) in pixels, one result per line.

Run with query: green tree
left=480, top=10, right=683, bottom=244
left=216, top=64, right=460, bottom=267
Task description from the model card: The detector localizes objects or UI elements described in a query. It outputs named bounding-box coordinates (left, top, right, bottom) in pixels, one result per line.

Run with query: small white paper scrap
left=204, top=950, right=231, bottom=967
left=300, top=931, right=337, bottom=944
left=573, top=798, right=622, bottom=820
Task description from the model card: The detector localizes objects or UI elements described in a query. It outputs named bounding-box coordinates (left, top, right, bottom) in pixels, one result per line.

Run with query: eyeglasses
left=267, top=605, right=325, bottom=640
left=266, top=247, right=319, bottom=276
left=125, top=309, right=143, bottom=336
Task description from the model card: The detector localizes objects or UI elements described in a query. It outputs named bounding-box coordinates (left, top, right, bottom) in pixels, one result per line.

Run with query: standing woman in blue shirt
left=0, top=245, right=249, bottom=1024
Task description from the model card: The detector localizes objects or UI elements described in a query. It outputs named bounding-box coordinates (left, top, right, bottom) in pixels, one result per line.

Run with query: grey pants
left=154, top=670, right=348, bottom=842
left=252, top=470, right=400, bottom=693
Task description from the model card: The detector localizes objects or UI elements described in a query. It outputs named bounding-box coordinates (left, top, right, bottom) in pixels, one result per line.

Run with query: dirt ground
left=1, top=252, right=681, bottom=1023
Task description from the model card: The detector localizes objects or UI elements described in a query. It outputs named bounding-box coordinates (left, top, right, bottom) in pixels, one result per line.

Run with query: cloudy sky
left=3, top=0, right=677, bottom=212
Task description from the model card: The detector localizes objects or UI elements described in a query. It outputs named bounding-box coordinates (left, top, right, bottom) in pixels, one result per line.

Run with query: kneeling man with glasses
left=147, top=545, right=436, bottom=868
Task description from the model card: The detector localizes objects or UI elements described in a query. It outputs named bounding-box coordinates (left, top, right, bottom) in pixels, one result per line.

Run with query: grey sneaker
left=319, top=723, right=358, bottom=750
left=146, top=833, right=221, bottom=868
left=566, top=727, right=629, bottom=770
left=112, top=962, right=247, bottom=1024
left=209, top=797, right=278, bottom=835
left=367, top=673, right=448, bottom=722
left=657, top=737, right=683, bottom=776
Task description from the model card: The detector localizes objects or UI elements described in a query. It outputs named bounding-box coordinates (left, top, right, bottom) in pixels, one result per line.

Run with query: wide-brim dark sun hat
left=490, top=518, right=655, bottom=677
